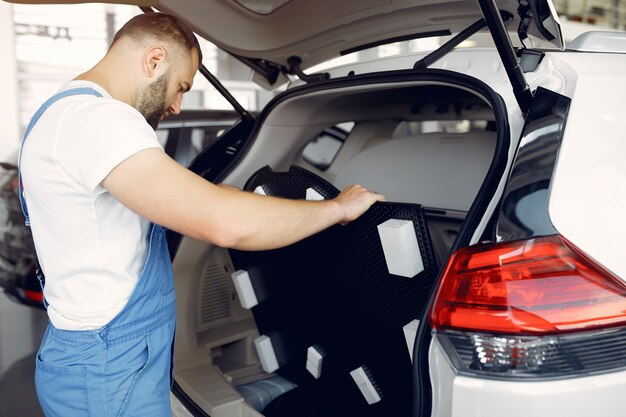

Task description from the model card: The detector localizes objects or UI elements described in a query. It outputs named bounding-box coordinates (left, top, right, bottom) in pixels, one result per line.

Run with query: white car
left=10, top=1, right=626, bottom=417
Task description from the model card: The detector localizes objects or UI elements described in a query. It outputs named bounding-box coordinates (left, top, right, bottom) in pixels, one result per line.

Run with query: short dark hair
left=112, top=12, right=203, bottom=65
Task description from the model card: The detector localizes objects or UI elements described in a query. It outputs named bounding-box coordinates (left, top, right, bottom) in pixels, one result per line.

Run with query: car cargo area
left=170, top=75, right=503, bottom=417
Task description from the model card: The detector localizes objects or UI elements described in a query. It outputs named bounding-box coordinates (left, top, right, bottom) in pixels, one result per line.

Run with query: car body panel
left=547, top=52, right=626, bottom=281
left=429, top=339, right=626, bottom=417
left=423, top=49, right=626, bottom=417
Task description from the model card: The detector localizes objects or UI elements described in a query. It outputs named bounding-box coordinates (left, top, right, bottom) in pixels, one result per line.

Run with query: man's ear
left=143, top=46, right=167, bottom=78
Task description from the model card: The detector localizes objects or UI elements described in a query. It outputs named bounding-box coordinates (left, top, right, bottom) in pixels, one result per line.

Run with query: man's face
left=137, top=72, right=169, bottom=130
left=137, top=46, right=199, bottom=130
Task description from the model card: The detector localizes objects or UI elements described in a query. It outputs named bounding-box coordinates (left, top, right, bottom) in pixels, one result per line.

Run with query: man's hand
left=335, top=185, right=386, bottom=225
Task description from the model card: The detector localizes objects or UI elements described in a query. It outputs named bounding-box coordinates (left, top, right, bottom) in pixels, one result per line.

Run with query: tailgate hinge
left=287, top=56, right=330, bottom=83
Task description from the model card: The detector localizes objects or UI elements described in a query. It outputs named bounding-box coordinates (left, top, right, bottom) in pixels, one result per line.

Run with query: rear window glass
left=302, top=122, right=354, bottom=170
left=392, top=120, right=492, bottom=136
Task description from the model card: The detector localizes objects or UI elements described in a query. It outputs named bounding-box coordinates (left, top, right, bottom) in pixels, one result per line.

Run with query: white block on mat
left=306, top=346, right=324, bottom=379
left=254, top=335, right=279, bottom=374
left=231, top=270, right=258, bottom=309
left=307, top=346, right=324, bottom=365
left=350, top=367, right=381, bottom=405
left=306, top=188, right=324, bottom=201
left=377, top=219, right=424, bottom=278
left=306, top=359, right=322, bottom=379
left=403, top=319, right=420, bottom=362
left=254, top=186, right=267, bottom=195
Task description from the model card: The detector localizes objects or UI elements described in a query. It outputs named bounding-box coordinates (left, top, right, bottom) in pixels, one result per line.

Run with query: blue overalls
left=18, top=87, right=176, bottom=417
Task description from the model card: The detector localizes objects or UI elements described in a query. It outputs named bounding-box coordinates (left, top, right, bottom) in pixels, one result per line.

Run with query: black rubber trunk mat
left=229, top=165, right=437, bottom=417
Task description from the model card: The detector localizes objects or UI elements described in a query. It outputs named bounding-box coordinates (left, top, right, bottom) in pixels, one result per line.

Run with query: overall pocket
left=35, top=340, right=89, bottom=417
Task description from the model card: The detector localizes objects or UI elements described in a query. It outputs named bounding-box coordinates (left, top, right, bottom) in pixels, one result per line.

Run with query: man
left=18, top=12, right=383, bottom=417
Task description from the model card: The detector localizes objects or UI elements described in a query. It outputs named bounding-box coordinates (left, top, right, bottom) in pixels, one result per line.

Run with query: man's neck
left=74, top=61, right=136, bottom=108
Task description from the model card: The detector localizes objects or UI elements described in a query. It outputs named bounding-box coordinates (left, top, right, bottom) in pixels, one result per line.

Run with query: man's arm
left=102, top=148, right=384, bottom=250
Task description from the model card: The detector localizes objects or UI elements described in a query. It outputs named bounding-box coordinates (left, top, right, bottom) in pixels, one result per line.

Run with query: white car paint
left=430, top=339, right=626, bottom=417
left=548, top=52, right=626, bottom=281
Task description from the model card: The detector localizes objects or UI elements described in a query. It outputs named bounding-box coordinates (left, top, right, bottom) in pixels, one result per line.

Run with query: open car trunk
left=171, top=69, right=509, bottom=417
left=1, top=0, right=572, bottom=415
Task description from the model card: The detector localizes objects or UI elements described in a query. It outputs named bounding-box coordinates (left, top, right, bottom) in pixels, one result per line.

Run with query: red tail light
left=431, top=235, right=626, bottom=378
left=431, top=235, right=626, bottom=335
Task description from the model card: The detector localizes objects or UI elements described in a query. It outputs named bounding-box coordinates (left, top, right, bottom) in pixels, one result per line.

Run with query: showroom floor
left=0, top=292, right=46, bottom=417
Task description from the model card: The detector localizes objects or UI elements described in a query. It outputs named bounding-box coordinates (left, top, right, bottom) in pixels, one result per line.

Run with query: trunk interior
left=170, top=75, right=502, bottom=417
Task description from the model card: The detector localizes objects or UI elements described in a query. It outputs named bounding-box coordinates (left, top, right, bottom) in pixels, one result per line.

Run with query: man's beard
left=137, top=73, right=168, bottom=130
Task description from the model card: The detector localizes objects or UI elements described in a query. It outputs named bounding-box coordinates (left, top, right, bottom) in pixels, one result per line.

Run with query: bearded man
left=18, top=12, right=383, bottom=417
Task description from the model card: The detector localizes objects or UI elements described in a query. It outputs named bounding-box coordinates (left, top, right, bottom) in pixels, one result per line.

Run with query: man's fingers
left=372, top=191, right=386, bottom=202
left=335, top=184, right=385, bottom=224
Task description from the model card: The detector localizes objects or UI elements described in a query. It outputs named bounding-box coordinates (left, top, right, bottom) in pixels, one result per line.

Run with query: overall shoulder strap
left=18, top=87, right=103, bottom=226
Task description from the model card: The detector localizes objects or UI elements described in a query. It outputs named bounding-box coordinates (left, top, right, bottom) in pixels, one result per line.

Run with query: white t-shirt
left=20, top=80, right=163, bottom=330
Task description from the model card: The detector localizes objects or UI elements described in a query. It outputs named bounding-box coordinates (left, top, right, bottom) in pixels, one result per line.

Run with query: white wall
left=0, top=2, right=20, bottom=162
